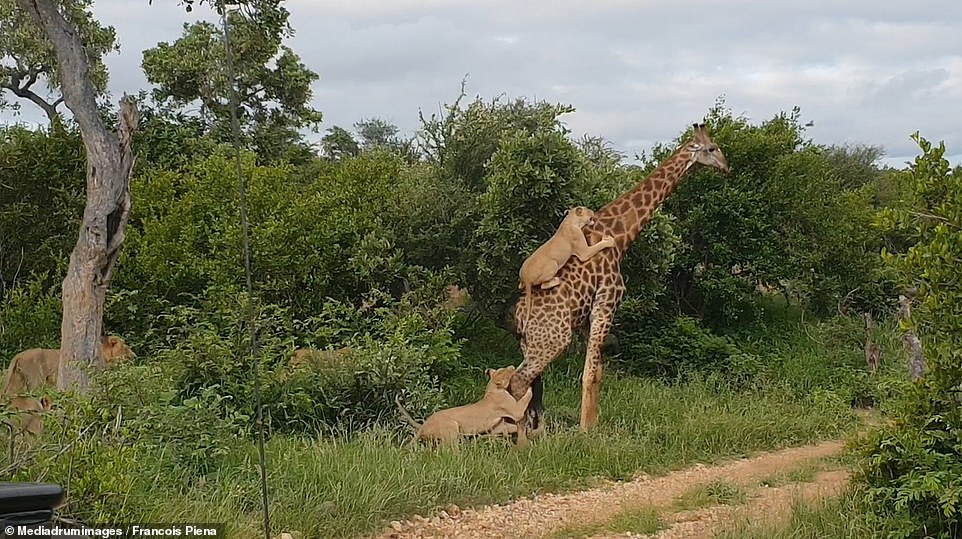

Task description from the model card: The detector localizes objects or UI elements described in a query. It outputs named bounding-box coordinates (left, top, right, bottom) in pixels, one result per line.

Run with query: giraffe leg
left=510, top=323, right=572, bottom=435
left=580, top=303, right=616, bottom=431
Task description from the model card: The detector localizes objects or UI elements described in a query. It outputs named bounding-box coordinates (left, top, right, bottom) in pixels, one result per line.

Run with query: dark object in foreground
left=0, top=482, right=64, bottom=528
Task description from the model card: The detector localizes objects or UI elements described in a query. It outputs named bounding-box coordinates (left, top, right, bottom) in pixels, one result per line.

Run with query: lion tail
left=523, top=282, right=533, bottom=334
left=394, top=396, right=421, bottom=429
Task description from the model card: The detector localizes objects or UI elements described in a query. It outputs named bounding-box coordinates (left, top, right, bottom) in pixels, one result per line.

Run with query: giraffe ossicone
left=508, top=123, right=730, bottom=433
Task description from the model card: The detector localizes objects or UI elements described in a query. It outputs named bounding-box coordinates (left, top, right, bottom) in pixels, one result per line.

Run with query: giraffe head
left=685, top=123, right=729, bottom=174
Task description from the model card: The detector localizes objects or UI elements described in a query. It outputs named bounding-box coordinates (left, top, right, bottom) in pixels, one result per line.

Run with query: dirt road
left=376, top=440, right=849, bottom=539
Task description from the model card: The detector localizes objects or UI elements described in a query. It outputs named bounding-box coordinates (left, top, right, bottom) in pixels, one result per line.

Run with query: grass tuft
left=546, top=506, right=662, bottom=539
left=673, top=479, right=747, bottom=511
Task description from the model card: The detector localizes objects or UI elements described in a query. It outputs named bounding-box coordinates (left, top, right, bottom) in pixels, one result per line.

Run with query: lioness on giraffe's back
left=518, top=206, right=616, bottom=330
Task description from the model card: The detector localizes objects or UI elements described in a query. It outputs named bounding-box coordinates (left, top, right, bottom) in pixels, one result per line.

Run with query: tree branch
left=906, top=210, right=960, bottom=230
left=15, top=0, right=115, bottom=151
left=2, top=66, right=62, bottom=122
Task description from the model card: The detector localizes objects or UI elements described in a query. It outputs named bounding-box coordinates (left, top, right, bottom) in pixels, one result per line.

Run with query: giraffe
left=507, top=123, right=730, bottom=432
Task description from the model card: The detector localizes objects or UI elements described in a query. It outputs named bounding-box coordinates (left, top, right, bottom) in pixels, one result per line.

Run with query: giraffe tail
left=523, top=283, right=533, bottom=334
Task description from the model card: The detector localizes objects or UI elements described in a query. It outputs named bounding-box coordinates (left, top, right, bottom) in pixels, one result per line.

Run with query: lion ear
left=40, top=396, right=53, bottom=410
left=486, top=368, right=494, bottom=378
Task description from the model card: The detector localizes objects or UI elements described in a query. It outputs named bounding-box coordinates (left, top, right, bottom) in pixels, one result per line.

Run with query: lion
left=2, top=335, right=136, bottom=396
left=440, top=284, right=472, bottom=312
left=286, top=347, right=351, bottom=372
left=396, top=366, right=533, bottom=446
left=3, top=396, right=52, bottom=436
left=518, top=206, right=616, bottom=326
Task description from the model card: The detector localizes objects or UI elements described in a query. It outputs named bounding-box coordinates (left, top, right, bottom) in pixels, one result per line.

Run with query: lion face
left=566, top=206, right=596, bottom=228
left=102, top=336, right=136, bottom=363
left=485, top=366, right=517, bottom=390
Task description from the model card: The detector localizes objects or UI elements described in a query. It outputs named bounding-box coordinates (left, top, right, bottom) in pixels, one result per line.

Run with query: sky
left=4, top=0, right=961, bottom=168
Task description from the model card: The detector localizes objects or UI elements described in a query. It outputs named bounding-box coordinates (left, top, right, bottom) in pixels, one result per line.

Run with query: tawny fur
left=5, top=396, right=52, bottom=436
left=2, top=335, right=135, bottom=435
left=2, top=335, right=135, bottom=396
left=287, top=347, right=351, bottom=372
left=518, top=207, right=616, bottom=330
left=397, top=366, right=533, bottom=446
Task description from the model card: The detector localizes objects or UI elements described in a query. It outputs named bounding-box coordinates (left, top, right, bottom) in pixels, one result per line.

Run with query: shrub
left=857, top=133, right=962, bottom=538
left=613, top=300, right=758, bottom=381
left=0, top=273, right=62, bottom=359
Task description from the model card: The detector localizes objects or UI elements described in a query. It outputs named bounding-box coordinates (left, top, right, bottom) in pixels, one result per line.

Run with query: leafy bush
left=613, top=300, right=758, bottom=381
left=660, top=102, right=890, bottom=323
left=0, top=273, right=62, bottom=359
left=857, top=133, right=962, bottom=538
left=0, top=122, right=84, bottom=298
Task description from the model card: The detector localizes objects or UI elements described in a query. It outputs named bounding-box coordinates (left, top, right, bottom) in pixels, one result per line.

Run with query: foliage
left=613, top=303, right=758, bottom=381
left=857, top=133, right=962, bottom=538
left=661, top=101, right=891, bottom=323
left=0, top=272, right=61, bottom=358
left=141, top=0, right=321, bottom=162
left=116, top=148, right=433, bottom=326
left=320, top=125, right=359, bottom=160
left=354, top=117, right=415, bottom=158
left=0, top=122, right=84, bottom=297
left=0, top=0, right=117, bottom=119
left=131, top=102, right=220, bottom=172
left=472, top=128, right=587, bottom=310
left=107, top=274, right=462, bottom=435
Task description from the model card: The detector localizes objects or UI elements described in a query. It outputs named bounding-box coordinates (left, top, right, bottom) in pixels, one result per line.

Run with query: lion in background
left=2, top=335, right=135, bottom=435
left=286, top=347, right=351, bottom=373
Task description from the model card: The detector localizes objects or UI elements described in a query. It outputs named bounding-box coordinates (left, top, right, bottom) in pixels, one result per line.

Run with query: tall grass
left=111, top=372, right=857, bottom=538
left=715, top=491, right=875, bottom=539
left=8, top=311, right=886, bottom=538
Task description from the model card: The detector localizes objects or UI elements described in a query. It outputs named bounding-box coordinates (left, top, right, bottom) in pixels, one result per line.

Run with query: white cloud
left=2, top=0, right=960, bottom=166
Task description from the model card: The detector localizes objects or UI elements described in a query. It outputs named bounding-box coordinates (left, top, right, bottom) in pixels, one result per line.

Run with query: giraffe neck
left=592, top=145, right=694, bottom=252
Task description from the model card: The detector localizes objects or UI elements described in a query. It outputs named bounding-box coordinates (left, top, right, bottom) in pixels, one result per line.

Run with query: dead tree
left=898, top=288, right=926, bottom=381
left=863, top=312, right=881, bottom=372
left=15, top=0, right=138, bottom=393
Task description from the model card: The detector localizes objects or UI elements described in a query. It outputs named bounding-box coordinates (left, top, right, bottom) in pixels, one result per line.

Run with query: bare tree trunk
left=898, top=290, right=926, bottom=381
left=16, top=0, right=137, bottom=393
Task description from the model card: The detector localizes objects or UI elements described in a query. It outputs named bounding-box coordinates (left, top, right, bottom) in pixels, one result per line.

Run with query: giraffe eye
left=708, top=147, right=716, bottom=153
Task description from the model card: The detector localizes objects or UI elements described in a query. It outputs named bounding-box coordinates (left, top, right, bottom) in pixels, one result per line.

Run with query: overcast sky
left=4, top=0, right=961, bottom=168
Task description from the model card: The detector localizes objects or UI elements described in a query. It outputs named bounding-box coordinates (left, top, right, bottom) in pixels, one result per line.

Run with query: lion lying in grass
left=396, top=366, right=533, bottom=446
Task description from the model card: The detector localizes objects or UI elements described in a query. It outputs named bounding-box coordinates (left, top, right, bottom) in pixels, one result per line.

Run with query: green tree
left=320, top=125, right=359, bottom=160
left=141, top=0, right=321, bottom=161
left=859, top=134, right=962, bottom=538
left=0, top=0, right=116, bottom=122
left=661, top=102, right=888, bottom=322
left=0, top=123, right=85, bottom=297
left=354, top=117, right=414, bottom=157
